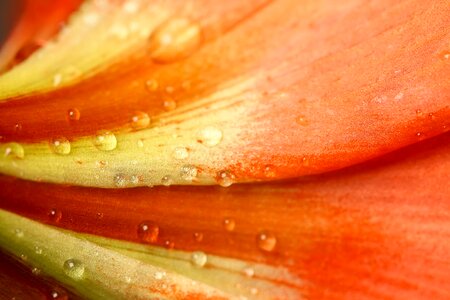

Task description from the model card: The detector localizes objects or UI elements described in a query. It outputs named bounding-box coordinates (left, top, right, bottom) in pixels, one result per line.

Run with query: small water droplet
left=263, top=165, right=276, bottom=178
left=216, top=170, right=235, bottom=187
left=137, top=139, right=144, bottom=148
left=67, top=108, right=80, bottom=121
left=243, top=267, right=254, bottom=277
left=35, top=246, right=43, bottom=255
left=14, top=123, right=22, bottom=133
left=31, top=267, right=41, bottom=275
left=180, top=164, right=198, bottom=181
left=63, top=259, right=84, bottom=280
left=145, top=79, right=159, bottom=91
left=154, top=271, right=166, bottom=280
left=440, top=50, right=450, bottom=60
left=394, top=92, right=404, bottom=101
left=256, top=231, right=277, bottom=252
left=163, top=97, right=177, bottom=111
left=138, top=221, right=159, bottom=243
left=428, top=113, right=436, bottom=120
left=49, top=137, right=71, bottom=155
left=161, top=175, right=173, bottom=186
left=223, top=218, right=235, bottom=232
left=124, top=276, right=132, bottom=283
left=48, top=208, right=62, bottom=223
left=130, top=175, right=140, bottom=185
left=250, top=287, right=258, bottom=295
left=4, top=143, right=24, bottom=159
left=149, top=18, right=201, bottom=63
left=164, top=240, right=175, bottom=249
left=20, top=254, right=27, bottom=261
left=173, top=147, right=188, bottom=160
left=197, top=126, right=223, bottom=147
left=193, top=232, right=203, bottom=242
left=93, top=131, right=117, bottom=151
left=191, top=251, right=207, bottom=267
left=114, top=173, right=127, bottom=187
left=131, top=111, right=150, bottom=130
left=14, top=228, right=24, bottom=238
left=50, top=291, right=60, bottom=299
left=416, top=132, right=425, bottom=140
left=295, top=116, right=309, bottom=126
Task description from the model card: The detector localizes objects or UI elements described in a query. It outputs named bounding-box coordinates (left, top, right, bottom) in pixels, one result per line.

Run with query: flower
left=0, top=0, right=449, bottom=299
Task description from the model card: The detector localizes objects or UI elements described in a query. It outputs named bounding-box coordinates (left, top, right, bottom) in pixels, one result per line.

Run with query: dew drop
left=149, top=18, right=201, bottom=63
left=137, top=139, right=144, bottom=148
left=63, top=259, right=85, bottom=280
left=223, top=218, right=236, bottom=232
left=163, top=97, right=177, bottom=111
left=48, top=209, right=62, bottom=223
left=32, top=267, right=41, bottom=276
left=67, top=108, right=80, bottom=121
left=4, top=143, right=24, bottom=159
left=51, top=291, right=59, bottom=299
left=243, top=267, right=254, bottom=277
left=145, top=79, right=159, bottom=92
left=161, top=175, right=173, bottom=186
left=93, top=131, right=117, bottom=151
left=197, top=126, right=223, bottom=147
left=114, top=173, right=127, bottom=187
left=216, top=170, right=235, bottom=187
left=164, top=240, right=175, bottom=249
left=295, top=115, right=309, bottom=126
left=53, top=73, right=62, bottom=87
left=256, top=231, right=277, bottom=252
left=173, top=147, right=189, bottom=160
left=137, top=221, right=159, bottom=243
left=440, top=50, right=450, bottom=61
left=154, top=271, right=166, bottom=280
left=250, top=287, right=258, bottom=295
left=14, top=228, right=24, bottom=238
left=49, top=137, right=71, bottom=155
left=14, top=123, right=22, bottom=133
left=131, top=111, right=150, bottom=130
left=416, top=109, right=423, bottom=118
left=35, top=246, right=43, bottom=255
left=180, top=164, right=198, bottom=181
left=193, top=232, right=203, bottom=242
left=191, top=251, right=207, bottom=267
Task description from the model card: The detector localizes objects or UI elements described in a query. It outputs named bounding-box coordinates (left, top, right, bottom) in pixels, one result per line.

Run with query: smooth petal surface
left=1, top=132, right=449, bottom=299
left=0, top=0, right=448, bottom=187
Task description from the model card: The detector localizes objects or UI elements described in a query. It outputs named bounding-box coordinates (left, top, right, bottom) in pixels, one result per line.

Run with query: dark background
left=0, top=0, right=23, bottom=46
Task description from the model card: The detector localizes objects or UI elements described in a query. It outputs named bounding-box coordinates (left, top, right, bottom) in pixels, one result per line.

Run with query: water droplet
left=164, top=240, right=175, bottom=249
left=216, top=170, right=235, bottom=187
left=193, top=232, right=203, bottom=242
left=440, top=50, right=450, bottom=60
left=243, top=267, right=254, bottom=277
left=295, top=116, right=309, bottom=126
left=163, top=97, right=177, bottom=111
left=161, top=175, right=173, bottom=186
left=145, top=79, right=159, bottom=91
left=32, top=267, right=41, bottom=275
left=191, top=251, right=207, bottom=267
left=428, top=113, right=436, bottom=120
left=197, top=126, right=223, bottom=147
left=14, top=123, right=22, bottom=132
left=250, top=287, right=258, bottom=295
left=114, top=174, right=127, bottom=187
left=131, top=111, right=150, bottom=130
left=53, top=73, right=62, bottom=87
left=124, top=276, right=132, bottom=283
left=180, top=165, right=198, bottom=181
left=149, top=18, right=201, bottom=63
left=51, top=291, right=60, bottom=299
left=67, top=108, right=80, bottom=121
left=173, top=147, right=188, bottom=160
left=14, top=228, right=24, bottom=238
left=4, top=143, right=24, bottom=159
left=137, top=221, right=159, bottom=243
left=35, top=246, right=43, bottom=255
left=416, top=109, right=423, bottom=118
left=256, top=231, right=277, bottom=252
left=63, top=259, right=85, bottom=280
left=48, top=208, right=62, bottom=223
left=137, top=139, right=144, bottom=148
left=223, top=218, right=235, bottom=232
left=263, top=165, right=276, bottom=178
left=49, top=137, right=71, bottom=155
left=394, top=92, right=404, bottom=101
left=154, top=271, right=166, bottom=280
left=93, top=131, right=117, bottom=151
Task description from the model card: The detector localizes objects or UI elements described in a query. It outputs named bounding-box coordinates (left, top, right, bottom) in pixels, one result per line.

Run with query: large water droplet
left=67, top=108, right=80, bottom=121
left=4, top=143, right=24, bottom=159
left=131, top=111, right=150, bottom=130
left=49, top=137, right=71, bottom=155
left=197, top=126, right=223, bottom=147
left=223, top=218, right=236, bottom=232
left=191, top=251, right=207, bottom=267
left=216, top=170, right=235, bottom=187
left=173, top=147, right=188, bottom=160
left=137, top=221, right=159, bottom=243
left=149, top=18, right=201, bottom=63
left=48, top=209, right=62, bottom=223
left=93, top=131, right=117, bottom=151
left=256, top=231, right=277, bottom=252
left=180, top=165, right=198, bottom=181
left=63, top=259, right=85, bottom=280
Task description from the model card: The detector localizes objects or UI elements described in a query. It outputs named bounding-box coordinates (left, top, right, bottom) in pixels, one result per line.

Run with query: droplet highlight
left=137, top=221, right=159, bottom=243
left=63, top=259, right=85, bottom=280
left=197, top=126, right=223, bottom=147
left=67, top=108, right=80, bottom=121
left=49, top=137, right=71, bottom=155
left=191, top=251, right=207, bottom=267
left=131, top=111, right=150, bottom=130
left=149, top=18, right=201, bottom=63
left=256, top=231, right=277, bottom=252
left=216, top=170, right=235, bottom=187
left=48, top=208, right=62, bottom=223
left=295, top=115, right=309, bottom=126
left=223, top=218, right=236, bottom=232
left=93, top=131, right=117, bottom=151
left=145, top=79, right=159, bottom=91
